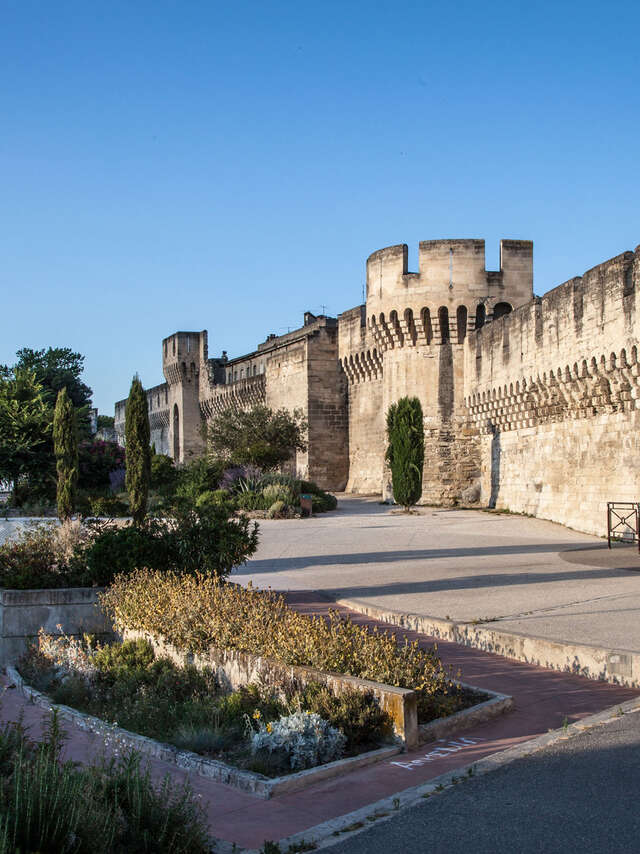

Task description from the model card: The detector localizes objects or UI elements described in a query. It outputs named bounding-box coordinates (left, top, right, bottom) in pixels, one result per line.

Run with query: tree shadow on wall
left=489, top=424, right=501, bottom=509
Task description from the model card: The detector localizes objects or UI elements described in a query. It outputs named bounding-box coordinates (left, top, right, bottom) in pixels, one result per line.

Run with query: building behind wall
left=115, top=236, right=640, bottom=537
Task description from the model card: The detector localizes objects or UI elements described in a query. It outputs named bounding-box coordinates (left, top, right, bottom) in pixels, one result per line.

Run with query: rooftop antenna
left=449, top=248, right=454, bottom=290
left=320, top=304, right=327, bottom=315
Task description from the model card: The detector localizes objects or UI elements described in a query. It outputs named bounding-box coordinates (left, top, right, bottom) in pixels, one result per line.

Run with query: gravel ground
left=328, top=710, right=640, bottom=854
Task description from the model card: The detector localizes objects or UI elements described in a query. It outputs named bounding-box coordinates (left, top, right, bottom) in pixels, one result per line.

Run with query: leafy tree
left=53, top=388, right=78, bottom=519
left=207, top=405, right=307, bottom=470
left=97, top=415, right=115, bottom=430
left=385, top=397, right=424, bottom=511
left=10, top=347, right=93, bottom=437
left=0, top=369, right=53, bottom=500
left=125, top=376, right=151, bottom=525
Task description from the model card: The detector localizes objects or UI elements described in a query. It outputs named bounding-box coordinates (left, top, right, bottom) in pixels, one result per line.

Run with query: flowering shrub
left=100, top=571, right=463, bottom=721
left=250, top=711, right=346, bottom=772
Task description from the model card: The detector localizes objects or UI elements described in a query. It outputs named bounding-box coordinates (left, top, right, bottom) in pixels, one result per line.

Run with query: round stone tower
left=354, top=238, right=533, bottom=503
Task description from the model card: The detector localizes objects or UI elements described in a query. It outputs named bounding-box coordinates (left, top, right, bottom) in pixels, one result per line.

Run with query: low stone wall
left=124, top=629, right=420, bottom=749
left=0, top=587, right=111, bottom=665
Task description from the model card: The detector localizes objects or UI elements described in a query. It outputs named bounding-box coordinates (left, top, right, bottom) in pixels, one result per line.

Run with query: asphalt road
left=328, top=710, right=640, bottom=854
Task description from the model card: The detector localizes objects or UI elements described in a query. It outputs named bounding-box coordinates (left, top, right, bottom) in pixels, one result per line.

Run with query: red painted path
left=2, top=593, right=637, bottom=849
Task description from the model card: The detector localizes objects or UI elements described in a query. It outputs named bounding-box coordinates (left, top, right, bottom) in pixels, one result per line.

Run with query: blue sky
left=2, top=0, right=639, bottom=413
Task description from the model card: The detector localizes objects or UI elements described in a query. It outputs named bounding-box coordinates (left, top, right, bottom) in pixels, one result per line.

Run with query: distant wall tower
left=162, top=331, right=207, bottom=463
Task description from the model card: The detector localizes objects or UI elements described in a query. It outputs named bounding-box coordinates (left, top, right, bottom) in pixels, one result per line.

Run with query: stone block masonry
left=114, top=238, right=640, bottom=536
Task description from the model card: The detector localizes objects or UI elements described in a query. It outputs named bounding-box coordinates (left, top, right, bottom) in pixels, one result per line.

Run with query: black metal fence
left=607, top=502, right=640, bottom=551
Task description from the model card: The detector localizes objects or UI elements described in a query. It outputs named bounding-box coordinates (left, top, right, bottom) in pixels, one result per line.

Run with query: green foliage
left=0, top=522, right=92, bottom=589
left=311, top=492, right=337, bottom=512
left=207, top=404, right=308, bottom=470
left=0, top=347, right=94, bottom=504
left=150, top=452, right=177, bottom=494
left=125, top=377, right=151, bottom=525
left=0, top=504, right=259, bottom=589
left=53, top=388, right=78, bottom=520
left=11, top=346, right=92, bottom=412
left=0, top=368, right=53, bottom=498
left=195, top=489, right=233, bottom=511
left=82, top=520, right=171, bottom=585
left=22, top=638, right=391, bottom=767
left=386, top=396, right=425, bottom=511
left=84, top=507, right=259, bottom=584
left=89, top=495, right=129, bottom=517
left=78, top=439, right=125, bottom=491
left=172, top=457, right=225, bottom=509
left=0, top=713, right=210, bottom=854
left=226, top=472, right=336, bottom=516
left=267, top=499, right=287, bottom=518
left=166, top=506, right=259, bottom=578
left=294, top=684, right=392, bottom=750
left=102, top=571, right=463, bottom=722
left=97, top=414, right=115, bottom=430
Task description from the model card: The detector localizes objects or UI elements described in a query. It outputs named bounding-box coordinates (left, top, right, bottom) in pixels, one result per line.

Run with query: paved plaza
left=238, top=496, right=640, bottom=653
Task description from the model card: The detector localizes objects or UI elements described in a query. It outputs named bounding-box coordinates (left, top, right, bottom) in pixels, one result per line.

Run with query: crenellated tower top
left=365, top=238, right=533, bottom=327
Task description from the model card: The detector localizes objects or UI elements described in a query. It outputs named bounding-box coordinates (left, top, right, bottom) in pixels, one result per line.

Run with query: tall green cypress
left=125, top=375, right=151, bottom=525
left=53, top=387, right=78, bottom=520
left=385, top=396, right=425, bottom=511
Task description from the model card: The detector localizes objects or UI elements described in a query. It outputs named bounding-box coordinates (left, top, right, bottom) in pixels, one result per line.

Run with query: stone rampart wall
left=464, top=246, right=640, bottom=534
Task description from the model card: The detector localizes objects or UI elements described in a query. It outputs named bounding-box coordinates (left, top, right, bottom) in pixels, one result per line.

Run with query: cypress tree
left=125, top=375, right=151, bottom=525
left=53, top=387, right=78, bottom=520
left=385, top=396, right=424, bottom=511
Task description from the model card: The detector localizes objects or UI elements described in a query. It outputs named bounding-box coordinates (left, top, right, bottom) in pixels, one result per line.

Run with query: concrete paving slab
left=238, top=496, right=640, bottom=654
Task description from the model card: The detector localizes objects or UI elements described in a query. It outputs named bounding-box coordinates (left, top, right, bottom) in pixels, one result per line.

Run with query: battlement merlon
left=365, top=239, right=533, bottom=310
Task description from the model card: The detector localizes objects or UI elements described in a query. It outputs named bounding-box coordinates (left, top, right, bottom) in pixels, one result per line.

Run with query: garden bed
left=8, top=666, right=400, bottom=799
left=15, top=633, right=404, bottom=798
left=12, top=628, right=511, bottom=798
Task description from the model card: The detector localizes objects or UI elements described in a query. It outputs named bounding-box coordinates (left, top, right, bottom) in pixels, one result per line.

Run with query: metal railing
left=607, top=502, right=640, bottom=551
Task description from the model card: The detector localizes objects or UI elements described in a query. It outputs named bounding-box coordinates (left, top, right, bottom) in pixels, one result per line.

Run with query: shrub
left=262, top=483, right=294, bottom=505
left=195, top=489, right=233, bottom=511
left=89, top=495, right=129, bottom=517
left=172, top=458, right=225, bottom=509
left=250, top=711, right=345, bottom=773
left=82, top=519, right=171, bottom=585
left=295, top=684, right=392, bottom=749
left=150, top=453, right=177, bottom=494
left=81, top=508, right=258, bottom=584
left=267, top=500, right=287, bottom=519
left=101, top=571, right=460, bottom=722
left=0, top=521, right=94, bottom=589
left=311, top=492, right=337, bottom=512
left=386, top=396, right=425, bottom=511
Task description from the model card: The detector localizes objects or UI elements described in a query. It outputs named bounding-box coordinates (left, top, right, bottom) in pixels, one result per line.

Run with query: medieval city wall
left=465, top=246, right=640, bottom=535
